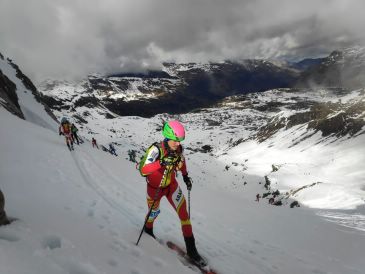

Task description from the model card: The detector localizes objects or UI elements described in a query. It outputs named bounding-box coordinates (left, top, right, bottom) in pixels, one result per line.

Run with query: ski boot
left=184, top=235, right=207, bottom=267
left=144, top=226, right=156, bottom=239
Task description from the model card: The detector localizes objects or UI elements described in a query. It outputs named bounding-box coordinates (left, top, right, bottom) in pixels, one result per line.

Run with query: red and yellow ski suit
left=59, top=122, right=73, bottom=145
left=141, top=141, right=192, bottom=237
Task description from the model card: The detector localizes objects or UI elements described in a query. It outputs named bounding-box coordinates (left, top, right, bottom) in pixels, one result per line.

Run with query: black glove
left=59, top=131, right=63, bottom=136
left=183, top=175, right=192, bottom=191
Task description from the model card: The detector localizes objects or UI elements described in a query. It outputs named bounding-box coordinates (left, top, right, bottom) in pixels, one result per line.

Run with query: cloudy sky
left=0, top=0, right=364, bottom=82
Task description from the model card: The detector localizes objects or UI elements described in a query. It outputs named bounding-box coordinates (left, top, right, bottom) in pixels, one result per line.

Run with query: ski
left=166, top=241, right=218, bottom=274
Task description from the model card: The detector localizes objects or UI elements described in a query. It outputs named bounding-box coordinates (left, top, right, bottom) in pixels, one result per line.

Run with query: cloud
left=1, top=0, right=364, bottom=82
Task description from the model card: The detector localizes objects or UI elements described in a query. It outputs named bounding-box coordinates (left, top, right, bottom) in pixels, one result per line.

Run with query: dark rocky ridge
left=0, top=67, right=24, bottom=118
left=0, top=53, right=58, bottom=122
left=41, top=60, right=300, bottom=118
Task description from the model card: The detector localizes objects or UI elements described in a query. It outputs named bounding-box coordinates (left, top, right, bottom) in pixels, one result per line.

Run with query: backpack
left=137, top=142, right=183, bottom=177
left=62, top=122, right=71, bottom=134
left=71, top=125, right=78, bottom=133
left=61, top=117, right=69, bottom=124
left=138, top=142, right=163, bottom=177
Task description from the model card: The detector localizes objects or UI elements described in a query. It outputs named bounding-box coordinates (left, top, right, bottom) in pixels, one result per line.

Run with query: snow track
left=71, top=147, right=143, bottom=228
left=317, top=210, right=365, bottom=232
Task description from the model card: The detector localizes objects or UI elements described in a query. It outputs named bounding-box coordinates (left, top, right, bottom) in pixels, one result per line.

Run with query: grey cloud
left=0, top=0, right=364, bottom=82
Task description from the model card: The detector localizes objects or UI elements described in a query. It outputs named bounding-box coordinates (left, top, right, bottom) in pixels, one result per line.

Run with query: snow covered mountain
left=39, top=60, right=299, bottom=117
left=38, top=46, right=365, bottom=119
left=1, top=51, right=365, bottom=274
left=297, top=46, right=365, bottom=88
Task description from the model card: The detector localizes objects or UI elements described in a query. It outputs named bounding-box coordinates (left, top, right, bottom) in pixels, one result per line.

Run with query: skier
left=256, top=193, right=260, bottom=202
left=0, top=189, right=10, bottom=226
left=92, top=137, right=98, bottom=149
left=109, top=143, right=117, bottom=156
left=139, top=120, right=204, bottom=265
left=71, top=123, right=80, bottom=145
left=59, top=117, right=74, bottom=151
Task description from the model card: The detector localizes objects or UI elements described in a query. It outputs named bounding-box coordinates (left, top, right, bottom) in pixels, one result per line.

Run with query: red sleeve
left=180, top=157, right=188, bottom=176
left=141, top=161, right=162, bottom=175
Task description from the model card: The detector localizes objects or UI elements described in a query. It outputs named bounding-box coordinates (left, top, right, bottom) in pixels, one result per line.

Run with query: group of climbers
left=58, top=117, right=117, bottom=157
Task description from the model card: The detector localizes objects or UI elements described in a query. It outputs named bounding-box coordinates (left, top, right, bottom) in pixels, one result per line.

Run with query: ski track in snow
left=317, top=211, right=365, bottom=232
left=71, top=148, right=142, bottom=228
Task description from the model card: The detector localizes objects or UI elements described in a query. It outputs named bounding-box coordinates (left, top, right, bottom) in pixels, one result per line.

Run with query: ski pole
left=135, top=187, right=161, bottom=246
left=188, top=189, right=191, bottom=218
left=188, top=177, right=193, bottom=217
left=136, top=166, right=171, bottom=246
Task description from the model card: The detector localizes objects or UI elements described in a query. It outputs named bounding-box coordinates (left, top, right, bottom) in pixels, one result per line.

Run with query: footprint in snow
left=130, top=269, right=142, bottom=274
left=41, top=235, right=62, bottom=250
left=107, top=258, right=118, bottom=267
left=64, top=261, right=100, bottom=274
left=109, top=229, right=119, bottom=237
left=102, top=214, right=110, bottom=223
left=153, top=257, right=166, bottom=267
left=109, top=239, right=129, bottom=252
left=130, top=245, right=143, bottom=257
left=87, top=208, right=95, bottom=218
left=0, top=231, right=20, bottom=242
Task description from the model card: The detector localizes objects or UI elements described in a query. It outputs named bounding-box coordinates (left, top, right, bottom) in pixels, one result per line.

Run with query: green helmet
left=162, top=121, right=185, bottom=141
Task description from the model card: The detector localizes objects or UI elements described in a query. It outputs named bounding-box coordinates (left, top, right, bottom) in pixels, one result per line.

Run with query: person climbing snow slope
left=139, top=120, right=205, bottom=266
left=71, top=123, right=80, bottom=145
left=59, top=117, right=74, bottom=151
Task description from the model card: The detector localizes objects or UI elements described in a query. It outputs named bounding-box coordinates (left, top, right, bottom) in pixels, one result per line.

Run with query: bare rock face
left=0, top=189, right=10, bottom=226
left=0, top=68, right=24, bottom=118
left=0, top=53, right=57, bottom=122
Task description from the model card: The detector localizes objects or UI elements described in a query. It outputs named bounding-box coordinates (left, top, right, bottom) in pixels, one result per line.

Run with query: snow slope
left=1, top=102, right=365, bottom=274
